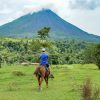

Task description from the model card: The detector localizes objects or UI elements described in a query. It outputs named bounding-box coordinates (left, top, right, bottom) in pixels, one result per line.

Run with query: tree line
left=0, top=27, right=100, bottom=69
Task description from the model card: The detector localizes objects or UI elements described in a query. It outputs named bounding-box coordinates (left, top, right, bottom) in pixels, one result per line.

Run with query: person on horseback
left=34, top=48, right=50, bottom=75
left=40, top=48, right=49, bottom=71
left=33, top=48, right=54, bottom=90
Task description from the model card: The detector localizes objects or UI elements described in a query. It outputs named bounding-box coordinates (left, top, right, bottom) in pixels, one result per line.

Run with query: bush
left=81, top=78, right=100, bottom=100
left=12, top=71, right=26, bottom=76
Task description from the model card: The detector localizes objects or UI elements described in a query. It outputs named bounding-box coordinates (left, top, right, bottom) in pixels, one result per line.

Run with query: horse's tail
left=34, top=67, right=40, bottom=77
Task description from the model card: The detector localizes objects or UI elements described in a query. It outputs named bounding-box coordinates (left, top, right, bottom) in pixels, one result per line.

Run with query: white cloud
left=0, top=8, right=13, bottom=14
left=66, top=7, right=100, bottom=36
left=0, top=0, right=100, bottom=36
left=69, top=0, right=100, bottom=10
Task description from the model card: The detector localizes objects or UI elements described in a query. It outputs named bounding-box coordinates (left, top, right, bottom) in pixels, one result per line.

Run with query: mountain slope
left=0, top=9, right=100, bottom=41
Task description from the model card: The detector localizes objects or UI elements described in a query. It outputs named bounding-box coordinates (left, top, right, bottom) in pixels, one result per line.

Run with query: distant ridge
left=0, top=9, right=100, bottom=42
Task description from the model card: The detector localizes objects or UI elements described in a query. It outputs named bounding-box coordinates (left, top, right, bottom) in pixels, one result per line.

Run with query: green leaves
left=84, top=43, right=100, bottom=69
left=37, top=27, right=50, bottom=39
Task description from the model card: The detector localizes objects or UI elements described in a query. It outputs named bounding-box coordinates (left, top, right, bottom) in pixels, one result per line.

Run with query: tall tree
left=31, top=27, right=51, bottom=51
left=38, top=27, right=50, bottom=39
left=84, top=43, right=100, bottom=69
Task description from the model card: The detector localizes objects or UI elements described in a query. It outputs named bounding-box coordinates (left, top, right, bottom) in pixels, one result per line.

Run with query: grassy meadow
left=0, top=64, right=100, bottom=100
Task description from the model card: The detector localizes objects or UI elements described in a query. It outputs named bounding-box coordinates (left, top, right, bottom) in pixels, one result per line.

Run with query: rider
left=34, top=48, right=50, bottom=76
left=40, top=48, right=49, bottom=71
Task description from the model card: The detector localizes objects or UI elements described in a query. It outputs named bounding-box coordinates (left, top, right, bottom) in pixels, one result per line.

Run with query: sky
left=0, top=0, right=100, bottom=36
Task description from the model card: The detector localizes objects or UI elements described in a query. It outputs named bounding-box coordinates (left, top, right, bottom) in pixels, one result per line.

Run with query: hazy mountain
left=0, top=9, right=100, bottom=41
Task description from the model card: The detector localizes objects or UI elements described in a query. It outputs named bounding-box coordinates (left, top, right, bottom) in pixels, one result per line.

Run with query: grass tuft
left=12, top=70, right=26, bottom=76
left=81, top=78, right=100, bottom=100
left=7, top=82, right=19, bottom=91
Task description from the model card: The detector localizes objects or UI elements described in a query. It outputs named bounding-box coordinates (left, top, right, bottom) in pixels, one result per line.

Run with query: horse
left=34, top=65, right=50, bottom=91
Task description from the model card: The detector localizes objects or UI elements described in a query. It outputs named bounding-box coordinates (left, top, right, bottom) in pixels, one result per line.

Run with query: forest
left=0, top=27, right=100, bottom=69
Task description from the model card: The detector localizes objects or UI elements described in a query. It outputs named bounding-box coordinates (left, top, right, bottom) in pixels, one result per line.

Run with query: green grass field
left=0, top=64, right=100, bottom=100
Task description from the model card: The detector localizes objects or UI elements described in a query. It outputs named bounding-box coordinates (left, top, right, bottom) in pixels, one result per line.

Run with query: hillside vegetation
left=0, top=37, right=89, bottom=65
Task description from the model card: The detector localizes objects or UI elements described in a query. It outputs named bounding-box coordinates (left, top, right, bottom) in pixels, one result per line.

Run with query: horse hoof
left=46, top=86, right=48, bottom=88
left=38, top=88, right=42, bottom=92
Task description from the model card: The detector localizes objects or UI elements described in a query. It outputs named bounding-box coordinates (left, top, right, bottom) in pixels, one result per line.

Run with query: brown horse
left=34, top=65, right=50, bottom=90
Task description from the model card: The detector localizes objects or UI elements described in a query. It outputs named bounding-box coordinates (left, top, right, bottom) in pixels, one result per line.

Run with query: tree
left=84, top=44, right=100, bottom=69
left=31, top=27, right=52, bottom=52
left=38, top=27, right=50, bottom=39
left=30, top=27, right=54, bottom=63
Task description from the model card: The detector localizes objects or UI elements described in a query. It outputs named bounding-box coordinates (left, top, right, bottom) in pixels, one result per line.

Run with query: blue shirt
left=40, top=53, right=48, bottom=65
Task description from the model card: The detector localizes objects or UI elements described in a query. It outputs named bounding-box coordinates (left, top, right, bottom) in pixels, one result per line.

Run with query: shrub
left=81, top=78, right=100, bottom=100
left=12, top=71, right=25, bottom=76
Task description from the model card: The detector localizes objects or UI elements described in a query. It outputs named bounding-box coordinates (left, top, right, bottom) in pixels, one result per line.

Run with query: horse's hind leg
left=38, top=76, right=41, bottom=91
left=38, top=76, right=44, bottom=91
left=40, top=76, right=44, bottom=87
left=44, top=77, right=48, bottom=88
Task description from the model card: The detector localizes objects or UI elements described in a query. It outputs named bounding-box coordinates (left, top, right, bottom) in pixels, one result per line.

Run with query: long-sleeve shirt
left=40, top=53, right=48, bottom=65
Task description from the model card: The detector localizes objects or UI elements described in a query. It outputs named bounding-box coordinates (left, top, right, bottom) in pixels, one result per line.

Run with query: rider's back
left=40, top=53, right=48, bottom=65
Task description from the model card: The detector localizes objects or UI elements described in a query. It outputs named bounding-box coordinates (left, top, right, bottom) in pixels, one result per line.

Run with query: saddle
left=34, top=65, right=50, bottom=77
